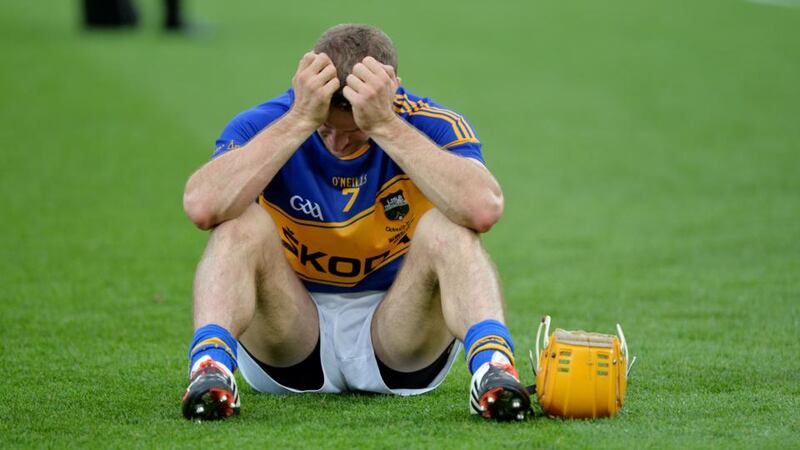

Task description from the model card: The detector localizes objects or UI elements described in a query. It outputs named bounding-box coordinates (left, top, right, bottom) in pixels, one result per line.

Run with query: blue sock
left=463, top=319, right=515, bottom=374
left=188, top=324, right=238, bottom=377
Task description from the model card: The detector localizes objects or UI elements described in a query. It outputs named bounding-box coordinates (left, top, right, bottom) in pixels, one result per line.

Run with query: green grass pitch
left=1, top=0, right=798, bottom=448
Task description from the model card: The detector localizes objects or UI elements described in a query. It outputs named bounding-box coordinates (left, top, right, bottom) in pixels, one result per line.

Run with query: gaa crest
left=380, top=190, right=409, bottom=221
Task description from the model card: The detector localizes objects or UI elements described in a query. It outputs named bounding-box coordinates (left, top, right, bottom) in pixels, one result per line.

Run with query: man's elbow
left=467, top=193, right=504, bottom=233
left=183, top=191, right=217, bottom=230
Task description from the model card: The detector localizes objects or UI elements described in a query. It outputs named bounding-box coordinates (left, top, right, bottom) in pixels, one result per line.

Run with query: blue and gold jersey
left=213, top=87, right=484, bottom=293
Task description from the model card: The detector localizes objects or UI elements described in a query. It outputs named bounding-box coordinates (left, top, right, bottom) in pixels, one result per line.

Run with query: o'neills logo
left=380, top=190, right=409, bottom=221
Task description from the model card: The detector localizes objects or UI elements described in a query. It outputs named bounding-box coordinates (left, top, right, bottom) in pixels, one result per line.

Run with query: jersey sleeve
left=212, top=100, right=291, bottom=159
left=404, top=105, right=485, bottom=164
left=212, top=115, right=250, bottom=159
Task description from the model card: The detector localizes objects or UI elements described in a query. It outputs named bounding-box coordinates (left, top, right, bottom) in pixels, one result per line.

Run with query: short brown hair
left=313, top=24, right=397, bottom=110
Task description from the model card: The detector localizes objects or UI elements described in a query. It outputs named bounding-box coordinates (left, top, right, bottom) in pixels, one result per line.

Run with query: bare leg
left=192, top=203, right=318, bottom=367
left=371, top=208, right=506, bottom=371
left=164, top=0, right=182, bottom=30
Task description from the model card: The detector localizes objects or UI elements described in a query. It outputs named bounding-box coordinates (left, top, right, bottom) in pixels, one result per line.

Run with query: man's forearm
left=183, top=110, right=317, bottom=229
left=369, top=117, right=504, bottom=232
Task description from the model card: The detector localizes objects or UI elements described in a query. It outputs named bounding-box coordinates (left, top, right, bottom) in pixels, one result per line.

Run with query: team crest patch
left=380, top=190, right=409, bottom=221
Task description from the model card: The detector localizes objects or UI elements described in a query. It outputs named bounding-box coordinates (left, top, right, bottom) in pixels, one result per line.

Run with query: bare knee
left=207, top=205, right=275, bottom=259
left=413, top=209, right=482, bottom=260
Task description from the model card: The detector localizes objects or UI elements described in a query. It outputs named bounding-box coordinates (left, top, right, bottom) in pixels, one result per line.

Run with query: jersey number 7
left=342, top=188, right=359, bottom=212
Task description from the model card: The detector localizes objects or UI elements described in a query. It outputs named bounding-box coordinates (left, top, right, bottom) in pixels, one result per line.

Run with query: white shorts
left=237, top=290, right=462, bottom=396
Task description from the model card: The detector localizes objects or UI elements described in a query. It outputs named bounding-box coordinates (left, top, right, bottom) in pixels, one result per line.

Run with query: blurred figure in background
left=163, top=0, right=182, bottom=31
left=82, top=0, right=184, bottom=31
left=82, top=0, right=138, bottom=28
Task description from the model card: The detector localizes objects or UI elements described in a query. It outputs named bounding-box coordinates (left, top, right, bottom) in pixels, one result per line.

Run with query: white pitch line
left=746, top=0, right=800, bottom=8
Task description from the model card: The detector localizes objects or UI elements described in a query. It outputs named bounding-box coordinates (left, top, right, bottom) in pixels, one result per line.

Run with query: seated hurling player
left=181, top=24, right=530, bottom=421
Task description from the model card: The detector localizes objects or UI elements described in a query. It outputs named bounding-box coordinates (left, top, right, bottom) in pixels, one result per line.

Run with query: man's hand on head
left=342, top=57, right=400, bottom=134
left=290, top=52, right=340, bottom=129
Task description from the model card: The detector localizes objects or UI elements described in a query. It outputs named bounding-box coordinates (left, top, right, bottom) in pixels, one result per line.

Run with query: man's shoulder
left=213, top=89, right=295, bottom=157
left=229, top=88, right=294, bottom=130
left=393, top=87, right=480, bottom=149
